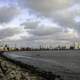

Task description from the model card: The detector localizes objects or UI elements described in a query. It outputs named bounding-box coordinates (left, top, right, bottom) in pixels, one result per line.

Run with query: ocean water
left=3, top=50, right=80, bottom=80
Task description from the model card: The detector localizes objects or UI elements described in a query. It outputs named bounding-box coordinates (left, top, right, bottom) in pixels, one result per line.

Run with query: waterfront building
left=74, top=42, right=78, bottom=49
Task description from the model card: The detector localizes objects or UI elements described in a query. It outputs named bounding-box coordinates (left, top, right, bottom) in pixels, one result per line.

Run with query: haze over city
left=0, top=0, right=80, bottom=48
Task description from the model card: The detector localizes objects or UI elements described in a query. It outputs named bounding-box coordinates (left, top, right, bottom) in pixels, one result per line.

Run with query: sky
left=0, top=0, right=80, bottom=48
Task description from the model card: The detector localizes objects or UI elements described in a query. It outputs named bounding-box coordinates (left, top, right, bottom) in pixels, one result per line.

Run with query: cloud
left=23, top=22, right=38, bottom=29
left=0, top=27, right=23, bottom=39
left=0, top=0, right=80, bottom=47
left=18, top=0, right=79, bottom=16
left=18, top=0, right=80, bottom=32
left=0, top=6, right=20, bottom=24
left=28, top=26, right=62, bottom=36
left=22, top=16, right=63, bottom=37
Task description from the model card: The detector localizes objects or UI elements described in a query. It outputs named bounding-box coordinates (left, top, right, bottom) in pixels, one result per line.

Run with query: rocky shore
left=0, top=52, right=80, bottom=80
left=0, top=56, right=46, bottom=80
left=0, top=55, right=63, bottom=80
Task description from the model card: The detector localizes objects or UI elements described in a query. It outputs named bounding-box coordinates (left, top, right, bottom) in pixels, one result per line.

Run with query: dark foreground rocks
left=0, top=56, right=63, bottom=80
left=0, top=54, right=79, bottom=80
left=0, top=56, right=46, bottom=80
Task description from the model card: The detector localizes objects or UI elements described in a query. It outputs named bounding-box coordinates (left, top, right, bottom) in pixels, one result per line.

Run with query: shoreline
left=0, top=53, right=63, bottom=80
left=0, top=51, right=80, bottom=80
left=1, top=54, right=63, bottom=80
left=0, top=54, right=46, bottom=80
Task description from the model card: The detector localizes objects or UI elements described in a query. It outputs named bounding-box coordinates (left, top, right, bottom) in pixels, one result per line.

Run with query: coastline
left=0, top=51, right=80, bottom=80
left=0, top=54, right=46, bottom=80
left=0, top=52, right=63, bottom=80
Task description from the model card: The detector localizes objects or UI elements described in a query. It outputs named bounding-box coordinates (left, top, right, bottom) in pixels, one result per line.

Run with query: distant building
left=0, top=47, right=4, bottom=51
left=74, top=42, right=78, bottom=49
left=65, top=44, right=70, bottom=49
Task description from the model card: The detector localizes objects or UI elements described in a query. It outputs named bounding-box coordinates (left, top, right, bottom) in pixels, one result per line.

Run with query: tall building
left=74, top=41, right=80, bottom=49
left=65, top=43, right=70, bottom=49
left=0, top=41, right=4, bottom=51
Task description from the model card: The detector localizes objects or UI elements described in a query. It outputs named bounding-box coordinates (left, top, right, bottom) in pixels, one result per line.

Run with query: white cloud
left=0, top=0, right=80, bottom=47
left=74, top=16, right=80, bottom=22
left=5, top=32, right=29, bottom=41
left=0, top=6, right=20, bottom=23
left=18, top=0, right=76, bottom=16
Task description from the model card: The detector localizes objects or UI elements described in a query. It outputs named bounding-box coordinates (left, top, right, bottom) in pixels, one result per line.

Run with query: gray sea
left=3, top=50, right=80, bottom=80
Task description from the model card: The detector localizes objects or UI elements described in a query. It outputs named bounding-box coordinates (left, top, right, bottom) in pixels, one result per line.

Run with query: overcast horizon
left=0, top=0, right=80, bottom=48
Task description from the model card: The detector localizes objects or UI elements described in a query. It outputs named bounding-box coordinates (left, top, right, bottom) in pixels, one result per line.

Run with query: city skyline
left=0, top=0, right=80, bottom=47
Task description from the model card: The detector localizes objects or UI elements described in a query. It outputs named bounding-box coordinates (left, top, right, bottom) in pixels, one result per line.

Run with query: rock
left=0, top=56, right=45, bottom=80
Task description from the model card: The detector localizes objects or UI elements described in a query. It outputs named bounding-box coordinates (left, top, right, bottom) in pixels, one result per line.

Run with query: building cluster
left=0, top=41, right=80, bottom=51
left=54, top=41, right=80, bottom=50
left=0, top=43, right=32, bottom=51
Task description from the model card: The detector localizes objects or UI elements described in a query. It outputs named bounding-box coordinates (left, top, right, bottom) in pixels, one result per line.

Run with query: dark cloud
left=18, top=0, right=80, bottom=16
left=28, top=27, right=62, bottom=36
left=23, top=22, right=38, bottom=29
left=0, top=0, right=79, bottom=47
left=0, top=6, right=19, bottom=23
left=18, top=0, right=80, bottom=33
left=0, top=28, right=21, bottom=39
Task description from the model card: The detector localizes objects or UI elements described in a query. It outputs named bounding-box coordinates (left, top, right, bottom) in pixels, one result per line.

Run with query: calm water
left=3, top=50, right=80, bottom=80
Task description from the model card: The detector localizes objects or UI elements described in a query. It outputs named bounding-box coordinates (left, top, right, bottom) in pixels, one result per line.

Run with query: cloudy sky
left=0, top=0, right=80, bottom=48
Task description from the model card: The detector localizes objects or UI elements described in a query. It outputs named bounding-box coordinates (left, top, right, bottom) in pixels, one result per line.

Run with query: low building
left=0, top=47, right=4, bottom=51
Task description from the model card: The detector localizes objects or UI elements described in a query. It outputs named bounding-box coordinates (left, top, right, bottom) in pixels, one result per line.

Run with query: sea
left=3, top=50, right=80, bottom=80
